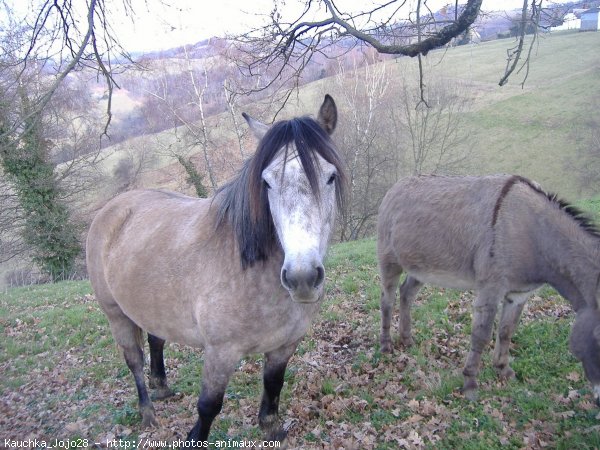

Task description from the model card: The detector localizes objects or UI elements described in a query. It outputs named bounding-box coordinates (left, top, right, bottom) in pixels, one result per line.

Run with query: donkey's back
left=377, top=174, right=519, bottom=290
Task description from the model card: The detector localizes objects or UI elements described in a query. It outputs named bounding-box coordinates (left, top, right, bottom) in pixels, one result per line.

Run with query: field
left=92, top=30, right=600, bottom=199
left=2, top=236, right=600, bottom=449
left=3, top=27, right=600, bottom=450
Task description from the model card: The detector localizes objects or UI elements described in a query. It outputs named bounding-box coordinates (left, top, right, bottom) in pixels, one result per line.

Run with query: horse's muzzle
left=281, top=263, right=325, bottom=303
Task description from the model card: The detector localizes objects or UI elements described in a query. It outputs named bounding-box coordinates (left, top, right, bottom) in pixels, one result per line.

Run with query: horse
left=377, top=174, right=600, bottom=404
left=86, top=95, right=347, bottom=443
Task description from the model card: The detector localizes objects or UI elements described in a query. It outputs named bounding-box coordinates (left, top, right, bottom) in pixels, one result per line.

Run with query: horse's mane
left=215, top=116, right=346, bottom=269
left=494, top=175, right=600, bottom=238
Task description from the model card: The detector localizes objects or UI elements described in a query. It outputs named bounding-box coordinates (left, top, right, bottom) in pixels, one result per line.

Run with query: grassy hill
left=1, top=239, right=599, bottom=448
left=443, top=31, right=600, bottom=198
left=94, top=30, right=600, bottom=202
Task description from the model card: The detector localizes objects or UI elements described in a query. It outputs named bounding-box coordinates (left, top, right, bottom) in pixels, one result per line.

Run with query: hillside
left=1, top=239, right=598, bottom=448
left=98, top=29, right=600, bottom=201
left=4, top=28, right=600, bottom=289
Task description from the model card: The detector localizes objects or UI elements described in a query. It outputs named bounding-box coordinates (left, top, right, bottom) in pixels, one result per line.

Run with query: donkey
left=377, top=174, right=600, bottom=404
left=86, top=95, right=346, bottom=442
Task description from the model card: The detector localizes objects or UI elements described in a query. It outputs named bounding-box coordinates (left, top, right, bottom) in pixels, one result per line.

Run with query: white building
left=550, top=13, right=580, bottom=32
left=581, top=8, right=600, bottom=32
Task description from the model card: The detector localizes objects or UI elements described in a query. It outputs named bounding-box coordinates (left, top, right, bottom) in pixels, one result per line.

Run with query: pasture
left=1, top=237, right=599, bottom=449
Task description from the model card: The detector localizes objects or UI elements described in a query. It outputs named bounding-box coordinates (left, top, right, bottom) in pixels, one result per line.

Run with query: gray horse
left=86, top=95, right=346, bottom=442
left=377, top=174, right=600, bottom=404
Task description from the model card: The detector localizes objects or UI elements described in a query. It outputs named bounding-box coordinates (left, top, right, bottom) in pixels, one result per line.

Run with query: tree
left=391, top=67, right=473, bottom=176
left=332, top=52, right=395, bottom=241
left=0, top=93, right=82, bottom=280
left=233, top=0, right=545, bottom=101
left=175, top=155, right=208, bottom=198
left=0, top=9, right=107, bottom=278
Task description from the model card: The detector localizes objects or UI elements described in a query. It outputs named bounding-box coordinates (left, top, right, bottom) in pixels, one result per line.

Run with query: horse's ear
left=317, top=94, right=337, bottom=135
left=243, top=112, right=269, bottom=141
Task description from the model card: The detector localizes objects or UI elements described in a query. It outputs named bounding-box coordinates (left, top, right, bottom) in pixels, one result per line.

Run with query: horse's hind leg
left=493, top=292, right=529, bottom=380
left=104, top=304, right=157, bottom=427
left=398, top=275, right=423, bottom=347
left=379, top=262, right=403, bottom=353
left=258, top=341, right=299, bottom=442
left=148, top=334, right=175, bottom=400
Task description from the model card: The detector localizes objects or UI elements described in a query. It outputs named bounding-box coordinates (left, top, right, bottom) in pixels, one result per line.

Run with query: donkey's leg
left=148, top=333, right=175, bottom=400
left=187, top=349, right=239, bottom=443
left=258, top=341, right=299, bottom=442
left=493, top=292, right=529, bottom=380
left=398, top=276, right=423, bottom=347
left=462, top=287, right=502, bottom=401
left=380, top=262, right=403, bottom=353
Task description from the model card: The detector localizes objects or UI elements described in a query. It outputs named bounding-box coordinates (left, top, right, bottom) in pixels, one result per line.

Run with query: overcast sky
left=2, top=0, right=570, bottom=53
left=116, top=0, right=570, bottom=52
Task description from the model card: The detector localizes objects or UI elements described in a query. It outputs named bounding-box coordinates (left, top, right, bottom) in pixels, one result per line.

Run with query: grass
left=1, top=235, right=599, bottom=449
left=389, top=30, right=600, bottom=199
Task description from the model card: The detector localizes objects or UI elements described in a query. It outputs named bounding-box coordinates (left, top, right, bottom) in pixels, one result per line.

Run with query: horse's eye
left=327, top=173, right=337, bottom=185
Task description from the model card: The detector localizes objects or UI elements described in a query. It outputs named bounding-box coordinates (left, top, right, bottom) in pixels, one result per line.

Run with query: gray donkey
left=377, top=174, right=600, bottom=404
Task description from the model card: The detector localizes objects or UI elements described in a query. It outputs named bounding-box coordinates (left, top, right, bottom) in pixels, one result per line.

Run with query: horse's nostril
left=281, top=268, right=297, bottom=290
left=314, top=266, right=324, bottom=288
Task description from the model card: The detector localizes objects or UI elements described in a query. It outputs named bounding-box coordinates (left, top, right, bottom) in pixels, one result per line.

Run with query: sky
left=2, top=0, right=570, bottom=53
left=115, top=0, right=569, bottom=52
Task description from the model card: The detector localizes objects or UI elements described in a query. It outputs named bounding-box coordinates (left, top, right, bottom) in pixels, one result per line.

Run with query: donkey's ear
left=243, top=112, right=270, bottom=141
left=317, top=94, right=337, bottom=135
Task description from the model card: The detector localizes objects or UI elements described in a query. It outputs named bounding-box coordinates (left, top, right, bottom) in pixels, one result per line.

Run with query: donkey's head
left=243, top=95, right=345, bottom=303
left=570, top=307, right=600, bottom=406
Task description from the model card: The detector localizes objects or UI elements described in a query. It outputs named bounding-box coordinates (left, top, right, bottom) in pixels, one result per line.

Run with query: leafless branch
left=499, top=0, right=543, bottom=87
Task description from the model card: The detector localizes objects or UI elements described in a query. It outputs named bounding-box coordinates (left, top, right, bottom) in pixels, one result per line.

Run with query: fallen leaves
left=0, top=272, right=596, bottom=449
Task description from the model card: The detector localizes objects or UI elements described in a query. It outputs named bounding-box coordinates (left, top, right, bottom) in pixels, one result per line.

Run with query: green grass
left=1, top=239, right=599, bottom=448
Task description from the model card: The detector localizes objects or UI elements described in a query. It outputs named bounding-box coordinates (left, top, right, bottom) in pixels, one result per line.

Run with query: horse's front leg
left=462, top=287, right=502, bottom=401
left=258, top=341, right=299, bottom=442
left=187, top=349, right=239, bottom=444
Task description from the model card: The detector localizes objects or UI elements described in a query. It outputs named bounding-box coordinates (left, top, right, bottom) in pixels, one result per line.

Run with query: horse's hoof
left=140, top=405, right=158, bottom=427
left=266, top=428, right=288, bottom=444
left=152, top=386, right=175, bottom=401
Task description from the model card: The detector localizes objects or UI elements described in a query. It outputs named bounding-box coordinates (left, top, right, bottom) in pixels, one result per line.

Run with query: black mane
left=496, top=175, right=600, bottom=238
left=546, top=192, right=600, bottom=238
left=215, top=116, right=346, bottom=269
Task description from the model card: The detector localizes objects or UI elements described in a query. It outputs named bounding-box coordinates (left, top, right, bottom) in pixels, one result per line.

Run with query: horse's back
left=86, top=189, right=216, bottom=346
left=87, top=189, right=212, bottom=269
left=377, top=175, right=511, bottom=287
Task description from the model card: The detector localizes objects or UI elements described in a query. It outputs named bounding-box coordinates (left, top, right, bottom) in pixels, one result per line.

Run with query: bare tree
left=392, top=70, right=473, bottom=176
left=143, top=47, right=219, bottom=191
left=332, top=52, right=395, bottom=241
left=232, top=0, right=545, bottom=103
left=223, top=79, right=248, bottom=159
left=111, top=136, right=157, bottom=194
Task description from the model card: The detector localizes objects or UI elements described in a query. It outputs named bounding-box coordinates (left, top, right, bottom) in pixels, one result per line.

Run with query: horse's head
left=570, top=307, right=600, bottom=406
left=243, top=95, right=345, bottom=303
